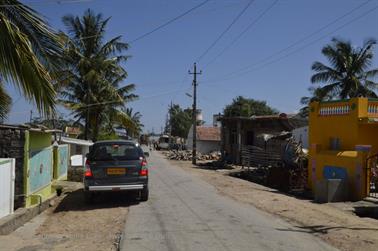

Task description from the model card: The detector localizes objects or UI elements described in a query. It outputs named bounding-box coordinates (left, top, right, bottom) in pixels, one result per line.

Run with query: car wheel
left=140, top=187, right=149, bottom=201
left=84, top=191, right=95, bottom=203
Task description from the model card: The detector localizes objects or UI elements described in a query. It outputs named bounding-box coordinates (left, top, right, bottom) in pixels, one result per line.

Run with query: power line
left=218, top=0, right=374, bottom=78
left=65, top=87, right=193, bottom=108
left=203, top=1, right=377, bottom=84
left=203, top=0, right=279, bottom=69
left=195, top=0, right=251, bottom=14
left=76, top=0, right=211, bottom=42
left=129, top=0, right=211, bottom=44
left=140, top=1, right=247, bottom=29
left=230, top=4, right=378, bottom=80
left=195, top=0, right=255, bottom=63
left=171, top=74, right=190, bottom=103
left=169, top=4, right=252, bottom=114
left=135, top=87, right=192, bottom=102
left=0, top=0, right=93, bottom=7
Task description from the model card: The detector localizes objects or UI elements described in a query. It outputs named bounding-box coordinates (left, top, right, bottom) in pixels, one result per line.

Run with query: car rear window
left=90, top=143, right=142, bottom=161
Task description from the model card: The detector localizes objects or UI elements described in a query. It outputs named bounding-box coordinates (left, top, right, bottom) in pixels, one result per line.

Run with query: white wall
left=292, top=126, right=309, bottom=149
left=187, top=139, right=220, bottom=154
left=200, top=141, right=220, bottom=153
left=187, top=126, right=220, bottom=153
left=0, top=158, right=15, bottom=219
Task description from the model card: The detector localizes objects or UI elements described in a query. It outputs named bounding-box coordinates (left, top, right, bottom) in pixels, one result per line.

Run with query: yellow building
left=309, top=98, right=378, bottom=201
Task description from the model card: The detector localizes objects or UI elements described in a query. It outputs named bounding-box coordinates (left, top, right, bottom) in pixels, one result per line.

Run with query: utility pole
left=84, top=91, right=90, bottom=140
left=169, top=101, right=173, bottom=143
left=189, top=63, right=202, bottom=165
left=29, top=110, right=33, bottom=123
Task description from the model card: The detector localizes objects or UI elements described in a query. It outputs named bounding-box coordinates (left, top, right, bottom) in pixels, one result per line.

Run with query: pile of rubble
left=165, top=150, right=221, bottom=161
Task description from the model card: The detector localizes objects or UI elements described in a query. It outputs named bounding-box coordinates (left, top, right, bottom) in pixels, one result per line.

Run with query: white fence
left=0, top=158, right=15, bottom=219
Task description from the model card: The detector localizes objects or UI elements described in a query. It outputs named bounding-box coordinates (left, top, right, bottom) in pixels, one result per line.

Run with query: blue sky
left=5, top=0, right=378, bottom=133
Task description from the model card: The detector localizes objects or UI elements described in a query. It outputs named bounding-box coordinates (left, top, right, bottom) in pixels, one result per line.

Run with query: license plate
left=107, top=168, right=126, bottom=175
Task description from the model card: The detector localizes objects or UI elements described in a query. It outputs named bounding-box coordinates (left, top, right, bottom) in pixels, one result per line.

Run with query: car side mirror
left=144, top=152, right=150, bottom=158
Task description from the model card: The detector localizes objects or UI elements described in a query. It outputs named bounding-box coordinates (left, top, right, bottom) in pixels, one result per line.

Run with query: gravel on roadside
left=0, top=181, right=132, bottom=251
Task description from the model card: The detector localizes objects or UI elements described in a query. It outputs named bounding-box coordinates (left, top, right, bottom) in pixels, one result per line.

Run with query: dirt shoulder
left=0, top=182, right=132, bottom=251
left=166, top=158, right=378, bottom=251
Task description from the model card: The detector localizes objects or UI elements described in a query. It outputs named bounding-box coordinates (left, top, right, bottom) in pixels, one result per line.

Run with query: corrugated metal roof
left=219, top=113, right=292, bottom=121
left=219, top=114, right=308, bottom=130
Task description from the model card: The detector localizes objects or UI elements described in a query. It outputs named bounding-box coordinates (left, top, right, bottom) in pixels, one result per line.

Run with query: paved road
left=121, top=151, right=337, bottom=251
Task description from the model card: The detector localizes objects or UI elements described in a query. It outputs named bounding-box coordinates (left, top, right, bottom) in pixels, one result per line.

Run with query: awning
left=59, top=137, right=93, bottom=146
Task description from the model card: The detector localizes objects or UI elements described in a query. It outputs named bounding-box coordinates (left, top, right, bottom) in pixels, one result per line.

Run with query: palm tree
left=58, top=9, right=137, bottom=140
left=299, top=87, right=332, bottom=117
left=124, top=108, right=144, bottom=138
left=0, top=0, right=62, bottom=120
left=311, top=38, right=378, bottom=99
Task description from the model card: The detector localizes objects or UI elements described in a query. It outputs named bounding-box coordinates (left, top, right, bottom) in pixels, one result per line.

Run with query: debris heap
left=164, top=150, right=221, bottom=161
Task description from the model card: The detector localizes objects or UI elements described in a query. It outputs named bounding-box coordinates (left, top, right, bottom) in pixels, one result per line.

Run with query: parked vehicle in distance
left=156, top=135, right=170, bottom=150
left=83, top=140, right=149, bottom=202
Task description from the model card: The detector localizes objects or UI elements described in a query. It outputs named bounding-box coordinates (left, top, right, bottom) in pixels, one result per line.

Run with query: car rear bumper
left=87, top=184, right=145, bottom=191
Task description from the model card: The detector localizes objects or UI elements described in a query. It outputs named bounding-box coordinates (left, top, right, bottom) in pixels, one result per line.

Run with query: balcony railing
left=316, top=99, right=378, bottom=118
left=368, top=102, right=378, bottom=118
left=318, top=104, right=350, bottom=116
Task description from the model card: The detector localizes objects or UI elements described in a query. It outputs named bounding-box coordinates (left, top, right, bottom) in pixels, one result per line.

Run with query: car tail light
left=84, top=159, right=93, bottom=177
left=140, top=160, right=148, bottom=176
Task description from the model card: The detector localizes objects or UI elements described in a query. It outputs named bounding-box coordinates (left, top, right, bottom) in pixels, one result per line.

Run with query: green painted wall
left=23, top=131, right=30, bottom=200
left=24, top=131, right=55, bottom=207
left=29, top=131, right=52, bottom=150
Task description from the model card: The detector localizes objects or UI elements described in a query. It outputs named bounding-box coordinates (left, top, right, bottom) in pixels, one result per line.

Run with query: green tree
left=166, top=104, right=193, bottom=138
left=29, top=115, right=76, bottom=130
left=299, top=87, right=332, bottom=117
left=124, top=108, right=144, bottom=138
left=0, top=0, right=62, bottom=120
left=224, top=96, right=278, bottom=117
left=58, top=9, right=137, bottom=141
left=310, top=38, right=378, bottom=99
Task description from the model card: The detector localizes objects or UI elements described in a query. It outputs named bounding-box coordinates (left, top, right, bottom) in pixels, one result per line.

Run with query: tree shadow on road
left=53, top=189, right=140, bottom=212
left=276, top=224, right=378, bottom=235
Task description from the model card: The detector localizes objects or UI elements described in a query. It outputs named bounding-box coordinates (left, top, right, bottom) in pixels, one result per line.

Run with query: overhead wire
left=178, top=0, right=255, bottom=119
left=202, top=0, right=377, bottom=84
left=141, top=0, right=249, bottom=27
left=0, top=0, right=93, bottom=7
left=203, top=0, right=279, bottom=69
left=76, top=0, right=211, bottom=42
left=129, top=0, right=211, bottom=44
left=195, top=0, right=251, bottom=14
left=2, top=0, right=212, bottom=126
left=195, top=0, right=255, bottom=63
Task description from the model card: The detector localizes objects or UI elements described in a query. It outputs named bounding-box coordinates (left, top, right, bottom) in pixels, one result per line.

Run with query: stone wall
left=0, top=128, right=25, bottom=209
left=67, top=166, right=84, bottom=182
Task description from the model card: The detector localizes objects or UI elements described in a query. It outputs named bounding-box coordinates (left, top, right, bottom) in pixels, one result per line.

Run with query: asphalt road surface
left=121, top=151, right=337, bottom=251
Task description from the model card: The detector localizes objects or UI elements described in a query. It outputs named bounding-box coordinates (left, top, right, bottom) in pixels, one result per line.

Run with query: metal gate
left=367, top=154, right=378, bottom=198
left=0, top=158, right=15, bottom=219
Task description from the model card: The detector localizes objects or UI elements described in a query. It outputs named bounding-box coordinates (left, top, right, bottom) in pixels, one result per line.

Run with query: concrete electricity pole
left=189, top=63, right=202, bottom=165
left=169, top=101, right=173, bottom=143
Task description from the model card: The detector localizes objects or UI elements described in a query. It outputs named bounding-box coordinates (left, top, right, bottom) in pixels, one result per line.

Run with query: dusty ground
left=167, top=158, right=378, bottom=251
left=0, top=181, right=134, bottom=251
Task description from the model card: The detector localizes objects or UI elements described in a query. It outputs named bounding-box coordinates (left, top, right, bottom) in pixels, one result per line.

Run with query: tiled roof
left=196, top=126, right=220, bottom=141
